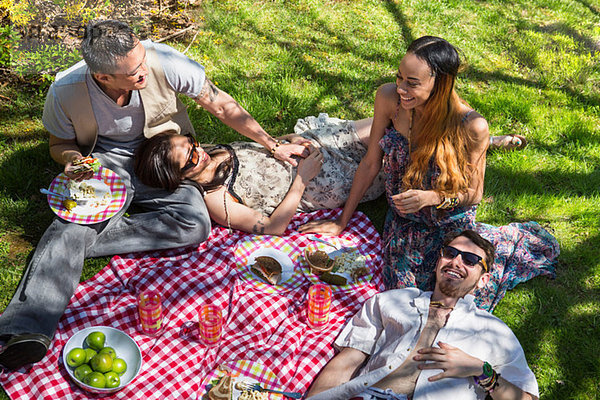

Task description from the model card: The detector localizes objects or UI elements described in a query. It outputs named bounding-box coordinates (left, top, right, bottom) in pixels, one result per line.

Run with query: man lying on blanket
left=306, top=229, right=538, bottom=400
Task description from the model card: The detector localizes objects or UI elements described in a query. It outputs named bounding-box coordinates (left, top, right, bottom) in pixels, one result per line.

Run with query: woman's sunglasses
left=181, top=134, right=200, bottom=172
left=440, top=245, right=488, bottom=272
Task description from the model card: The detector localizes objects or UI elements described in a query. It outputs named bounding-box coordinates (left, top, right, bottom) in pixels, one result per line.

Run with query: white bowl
left=62, top=326, right=142, bottom=394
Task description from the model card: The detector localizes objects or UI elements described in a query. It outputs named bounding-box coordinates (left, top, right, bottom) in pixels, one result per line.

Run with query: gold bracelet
left=436, top=196, right=459, bottom=210
left=269, top=140, right=281, bottom=155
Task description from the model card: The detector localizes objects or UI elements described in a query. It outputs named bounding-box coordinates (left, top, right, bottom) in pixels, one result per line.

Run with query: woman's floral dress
left=380, top=126, right=559, bottom=311
left=226, top=113, right=385, bottom=215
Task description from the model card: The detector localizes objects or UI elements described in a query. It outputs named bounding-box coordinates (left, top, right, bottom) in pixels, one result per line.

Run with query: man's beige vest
left=52, top=46, right=195, bottom=155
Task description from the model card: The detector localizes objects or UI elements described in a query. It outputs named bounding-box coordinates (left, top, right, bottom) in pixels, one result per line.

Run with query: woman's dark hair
left=81, top=20, right=139, bottom=74
left=135, top=133, right=181, bottom=192
left=402, top=35, right=476, bottom=198
left=443, top=229, right=495, bottom=272
left=134, top=132, right=233, bottom=193
left=407, top=35, right=461, bottom=98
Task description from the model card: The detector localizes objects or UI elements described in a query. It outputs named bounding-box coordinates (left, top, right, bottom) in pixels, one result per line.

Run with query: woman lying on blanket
left=134, top=115, right=386, bottom=235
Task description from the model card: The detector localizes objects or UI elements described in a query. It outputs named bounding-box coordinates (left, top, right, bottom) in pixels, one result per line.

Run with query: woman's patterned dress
left=225, top=113, right=385, bottom=215
left=380, top=126, right=559, bottom=311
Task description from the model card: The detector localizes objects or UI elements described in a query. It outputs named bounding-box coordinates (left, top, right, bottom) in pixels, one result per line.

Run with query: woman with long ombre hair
left=300, top=36, right=558, bottom=311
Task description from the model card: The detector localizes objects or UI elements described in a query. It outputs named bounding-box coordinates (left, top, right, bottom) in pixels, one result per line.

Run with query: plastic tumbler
left=199, top=304, right=223, bottom=346
left=138, top=290, right=163, bottom=336
left=307, top=284, right=332, bottom=330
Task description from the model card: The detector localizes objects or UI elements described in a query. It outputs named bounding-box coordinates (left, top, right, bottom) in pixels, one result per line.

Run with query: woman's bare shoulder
left=374, top=83, right=400, bottom=118
left=463, top=109, right=489, bottom=141
left=376, top=82, right=399, bottom=101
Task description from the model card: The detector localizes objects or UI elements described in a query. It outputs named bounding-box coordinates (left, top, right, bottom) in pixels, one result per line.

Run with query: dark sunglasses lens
left=461, top=253, right=481, bottom=267
left=442, top=246, right=481, bottom=267
left=442, top=246, right=459, bottom=259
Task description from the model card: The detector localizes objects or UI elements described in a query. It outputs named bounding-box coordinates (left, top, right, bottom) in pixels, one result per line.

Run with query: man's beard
left=438, top=277, right=477, bottom=299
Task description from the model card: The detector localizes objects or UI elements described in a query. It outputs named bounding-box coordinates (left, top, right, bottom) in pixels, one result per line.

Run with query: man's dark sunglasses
left=441, top=245, right=488, bottom=271
left=181, top=134, right=200, bottom=172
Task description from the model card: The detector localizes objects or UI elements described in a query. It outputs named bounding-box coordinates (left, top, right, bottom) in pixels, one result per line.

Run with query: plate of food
left=201, top=360, right=283, bottom=400
left=303, top=239, right=373, bottom=288
left=248, top=248, right=294, bottom=285
left=234, top=236, right=304, bottom=292
left=46, top=165, right=127, bottom=224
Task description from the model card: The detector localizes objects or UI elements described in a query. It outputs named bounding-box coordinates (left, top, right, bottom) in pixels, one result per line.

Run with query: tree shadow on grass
left=0, top=142, right=58, bottom=242
left=187, top=3, right=416, bottom=130
left=498, top=229, right=600, bottom=399
left=573, top=0, right=600, bottom=17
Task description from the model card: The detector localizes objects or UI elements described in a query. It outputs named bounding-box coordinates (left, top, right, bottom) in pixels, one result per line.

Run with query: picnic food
left=112, top=358, right=127, bottom=375
left=208, top=374, right=233, bottom=400
left=66, top=179, right=114, bottom=210
left=85, top=371, right=106, bottom=388
left=74, top=364, right=93, bottom=381
left=85, top=331, right=106, bottom=350
left=99, top=346, right=116, bottom=358
left=68, top=180, right=96, bottom=201
left=250, top=256, right=282, bottom=285
left=330, top=250, right=368, bottom=276
left=238, top=390, right=268, bottom=400
left=84, top=348, right=97, bottom=362
left=104, top=371, right=120, bottom=388
left=318, top=271, right=349, bottom=286
left=305, top=249, right=334, bottom=273
left=72, top=156, right=101, bottom=174
left=66, top=331, right=129, bottom=389
left=62, top=198, right=77, bottom=211
left=66, top=347, right=87, bottom=367
left=306, top=248, right=369, bottom=286
left=90, top=353, right=113, bottom=373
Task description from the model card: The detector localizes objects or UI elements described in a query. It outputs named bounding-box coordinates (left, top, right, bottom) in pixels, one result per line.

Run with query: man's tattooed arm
left=198, top=78, right=219, bottom=102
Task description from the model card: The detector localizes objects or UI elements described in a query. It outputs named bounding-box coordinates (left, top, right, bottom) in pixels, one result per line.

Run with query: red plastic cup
left=307, top=284, right=332, bottom=330
left=138, top=290, right=163, bottom=336
left=199, top=304, right=223, bottom=346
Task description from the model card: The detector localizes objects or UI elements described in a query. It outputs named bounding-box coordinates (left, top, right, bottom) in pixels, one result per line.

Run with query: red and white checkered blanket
left=0, top=209, right=383, bottom=399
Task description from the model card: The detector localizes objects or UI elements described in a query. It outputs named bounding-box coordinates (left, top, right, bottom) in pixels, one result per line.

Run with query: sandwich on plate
left=250, top=256, right=282, bottom=285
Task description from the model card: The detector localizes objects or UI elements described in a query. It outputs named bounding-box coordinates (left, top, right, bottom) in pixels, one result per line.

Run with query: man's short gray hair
left=81, top=20, right=138, bottom=74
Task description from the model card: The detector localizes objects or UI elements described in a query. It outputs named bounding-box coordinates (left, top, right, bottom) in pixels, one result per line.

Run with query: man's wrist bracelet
left=269, top=140, right=281, bottom=155
left=473, top=362, right=500, bottom=393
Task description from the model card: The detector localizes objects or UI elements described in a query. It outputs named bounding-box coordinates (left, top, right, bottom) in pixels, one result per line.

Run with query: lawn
left=1, top=0, right=599, bottom=399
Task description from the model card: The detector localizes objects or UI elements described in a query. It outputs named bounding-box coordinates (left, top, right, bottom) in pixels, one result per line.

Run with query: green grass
left=1, top=0, right=599, bottom=399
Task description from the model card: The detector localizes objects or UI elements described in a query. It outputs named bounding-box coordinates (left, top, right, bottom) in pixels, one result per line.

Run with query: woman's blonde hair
left=401, top=36, right=478, bottom=197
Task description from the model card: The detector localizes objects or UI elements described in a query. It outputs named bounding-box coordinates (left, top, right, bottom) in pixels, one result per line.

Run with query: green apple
left=84, top=348, right=97, bottom=363
left=66, top=347, right=86, bottom=368
left=84, top=371, right=106, bottom=388
left=111, top=358, right=127, bottom=375
left=90, top=353, right=113, bottom=373
left=85, top=331, right=106, bottom=351
left=73, top=364, right=93, bottom=381
left=104, top=371, right=120, bottom=388
left=98, top=346, right=116, bottom=359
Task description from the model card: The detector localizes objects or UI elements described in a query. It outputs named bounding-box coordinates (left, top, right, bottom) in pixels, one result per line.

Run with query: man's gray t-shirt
left=43, top=40, right=206, bottom=152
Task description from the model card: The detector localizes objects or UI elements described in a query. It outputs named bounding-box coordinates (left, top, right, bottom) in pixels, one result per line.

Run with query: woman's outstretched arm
left=204, top=148, right=323, bottom=235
